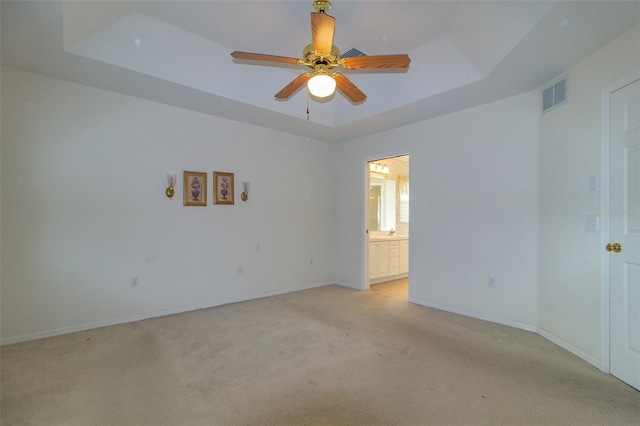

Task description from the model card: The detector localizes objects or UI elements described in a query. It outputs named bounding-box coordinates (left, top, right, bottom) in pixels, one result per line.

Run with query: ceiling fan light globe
left=308, top=74, right=336, bottom=98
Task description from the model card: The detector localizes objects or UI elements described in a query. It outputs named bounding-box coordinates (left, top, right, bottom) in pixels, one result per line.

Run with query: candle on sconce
left=241, top=181, right=250, bottom=202
left=166, top=174, right=177, bottom=199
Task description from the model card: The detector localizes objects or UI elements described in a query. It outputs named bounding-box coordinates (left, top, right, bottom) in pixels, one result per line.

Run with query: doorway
left=365, top=155, right=410, bottom=297
left=605, top=77, right=640, bottom=390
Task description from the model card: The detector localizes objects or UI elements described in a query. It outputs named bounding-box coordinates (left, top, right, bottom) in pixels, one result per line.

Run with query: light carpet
left=2, top=283, right=639, bottom=425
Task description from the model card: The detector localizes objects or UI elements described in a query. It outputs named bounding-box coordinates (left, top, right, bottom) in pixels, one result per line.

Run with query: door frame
left=363, top=159, right=371, bottom=291
left=600, top=71, right=640, bottom=374
left=362, top=153, right=410, bottom=291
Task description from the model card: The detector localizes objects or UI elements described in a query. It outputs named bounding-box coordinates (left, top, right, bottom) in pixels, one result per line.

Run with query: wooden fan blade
left=231, top=51, right=300, bottom=65
left=333, top=73, right=366, bottom=104
left=342, top=54, right=411, bottom=69
left=275, top=73, right=313, bottom=100
left=311, top=12, right=335, bottom=54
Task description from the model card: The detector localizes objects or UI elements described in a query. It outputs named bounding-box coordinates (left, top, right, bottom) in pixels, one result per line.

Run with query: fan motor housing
left=302, top=44, right=341, bottom=69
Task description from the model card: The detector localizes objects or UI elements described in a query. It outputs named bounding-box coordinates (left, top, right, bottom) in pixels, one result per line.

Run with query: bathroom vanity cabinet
left=369, top=237, right=409, bottom=283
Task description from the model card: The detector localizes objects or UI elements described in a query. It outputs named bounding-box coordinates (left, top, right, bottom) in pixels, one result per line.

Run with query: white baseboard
left=536, top=327, right=600, bottom=369
left=410, top=297, right=601, bottom=369
left=1, top=284, right=605, bottom=372
left=410, top=297, right=538, bottom=333
left=0, top=281, right=333, bottom=346
left=334, top=280, right=361, bottom=290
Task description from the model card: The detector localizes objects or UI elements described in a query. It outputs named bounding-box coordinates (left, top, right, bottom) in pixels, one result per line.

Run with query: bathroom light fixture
left=166, top=174, right=177, bottom=199
left=369, top=163, right=389, bottom=175
left=241, top=181, right=250, bottom=202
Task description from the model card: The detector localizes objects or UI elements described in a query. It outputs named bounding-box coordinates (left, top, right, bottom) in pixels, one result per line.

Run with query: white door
left=609, top=78, right=640, bottom=390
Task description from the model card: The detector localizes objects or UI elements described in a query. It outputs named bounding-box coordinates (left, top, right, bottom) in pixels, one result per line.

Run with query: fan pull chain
left=306, top=92, right=310, bottom=120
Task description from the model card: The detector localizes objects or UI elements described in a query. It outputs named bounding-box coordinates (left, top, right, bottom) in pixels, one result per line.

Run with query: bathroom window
left=399, top=175, right=409, bottom=223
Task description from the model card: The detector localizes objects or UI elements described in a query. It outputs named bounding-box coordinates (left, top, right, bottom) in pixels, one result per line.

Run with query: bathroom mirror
left=369, top=177, right=396, bottom=231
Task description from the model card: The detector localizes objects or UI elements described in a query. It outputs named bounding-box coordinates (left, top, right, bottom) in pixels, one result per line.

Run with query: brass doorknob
left=606, top=243, right=622, bottom=253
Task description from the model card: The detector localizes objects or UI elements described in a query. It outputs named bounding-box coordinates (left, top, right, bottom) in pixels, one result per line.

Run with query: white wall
left=538, top=23, right=640, bottom=364
left=3, top=23, right=638, bottom=362
left=334, top=91, right=540, bottom=328
left=0, top=67, right=336, bottom=343
left=333, top=24, right=640, bottom=366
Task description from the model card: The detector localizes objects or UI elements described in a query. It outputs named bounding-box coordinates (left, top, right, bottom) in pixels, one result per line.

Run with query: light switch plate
left=585, top=215, right=599, bottom=232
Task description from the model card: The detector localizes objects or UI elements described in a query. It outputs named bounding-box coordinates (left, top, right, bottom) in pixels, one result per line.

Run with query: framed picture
left=214, top=172, right=234, bottom=205
left=183, top=171, right=207, bottom=206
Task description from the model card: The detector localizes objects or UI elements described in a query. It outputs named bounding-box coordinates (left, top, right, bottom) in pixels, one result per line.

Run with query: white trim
left=537, top=328, right=600, bottom=369
left=363, top=159, right=371, bottom=291
left=334, top=280, right=360, bottom=290
left=600, top=83, right=613, bottom=373
left=0, top=281, right=334, bottom=346
left=410, top=297, right=538, bottom=333
left=600, top=72, right=640, bottom=374
left=412, top=297, right=601, bottom=368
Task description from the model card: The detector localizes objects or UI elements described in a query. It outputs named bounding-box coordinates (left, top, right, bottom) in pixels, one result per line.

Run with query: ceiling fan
left=230, top=0, right=411, bottom=104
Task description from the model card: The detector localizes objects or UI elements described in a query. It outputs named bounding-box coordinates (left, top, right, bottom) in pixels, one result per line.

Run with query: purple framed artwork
left=214, top=172, right=234, bottom=205
left=183, top=171, right=207, bottom=206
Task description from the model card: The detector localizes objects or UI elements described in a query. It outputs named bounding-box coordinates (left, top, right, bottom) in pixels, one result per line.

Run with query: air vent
left=542, top=76, right=568, bottom=113
left=342, top=47, right=367, bottom=58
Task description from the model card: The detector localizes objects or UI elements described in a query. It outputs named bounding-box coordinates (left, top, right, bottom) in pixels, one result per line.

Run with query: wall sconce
left=166, top=174, right=177, bottom=199
left=241, top=181, right=250, bottom=202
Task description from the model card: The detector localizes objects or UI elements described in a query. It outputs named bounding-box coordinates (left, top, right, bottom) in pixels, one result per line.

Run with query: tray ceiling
left=2, top=1, right=639, bottom=142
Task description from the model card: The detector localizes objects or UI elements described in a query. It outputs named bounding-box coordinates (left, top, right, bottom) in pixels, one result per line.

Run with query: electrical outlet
left=488, top=276, right=496, bottom=288
left=237, top=265, right=244, bottom=275
left=131, top=275, right=140, bottom=287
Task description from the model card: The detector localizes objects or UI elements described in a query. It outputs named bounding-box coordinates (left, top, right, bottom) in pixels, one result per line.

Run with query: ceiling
left=2, top=1, right=639, bottom=143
